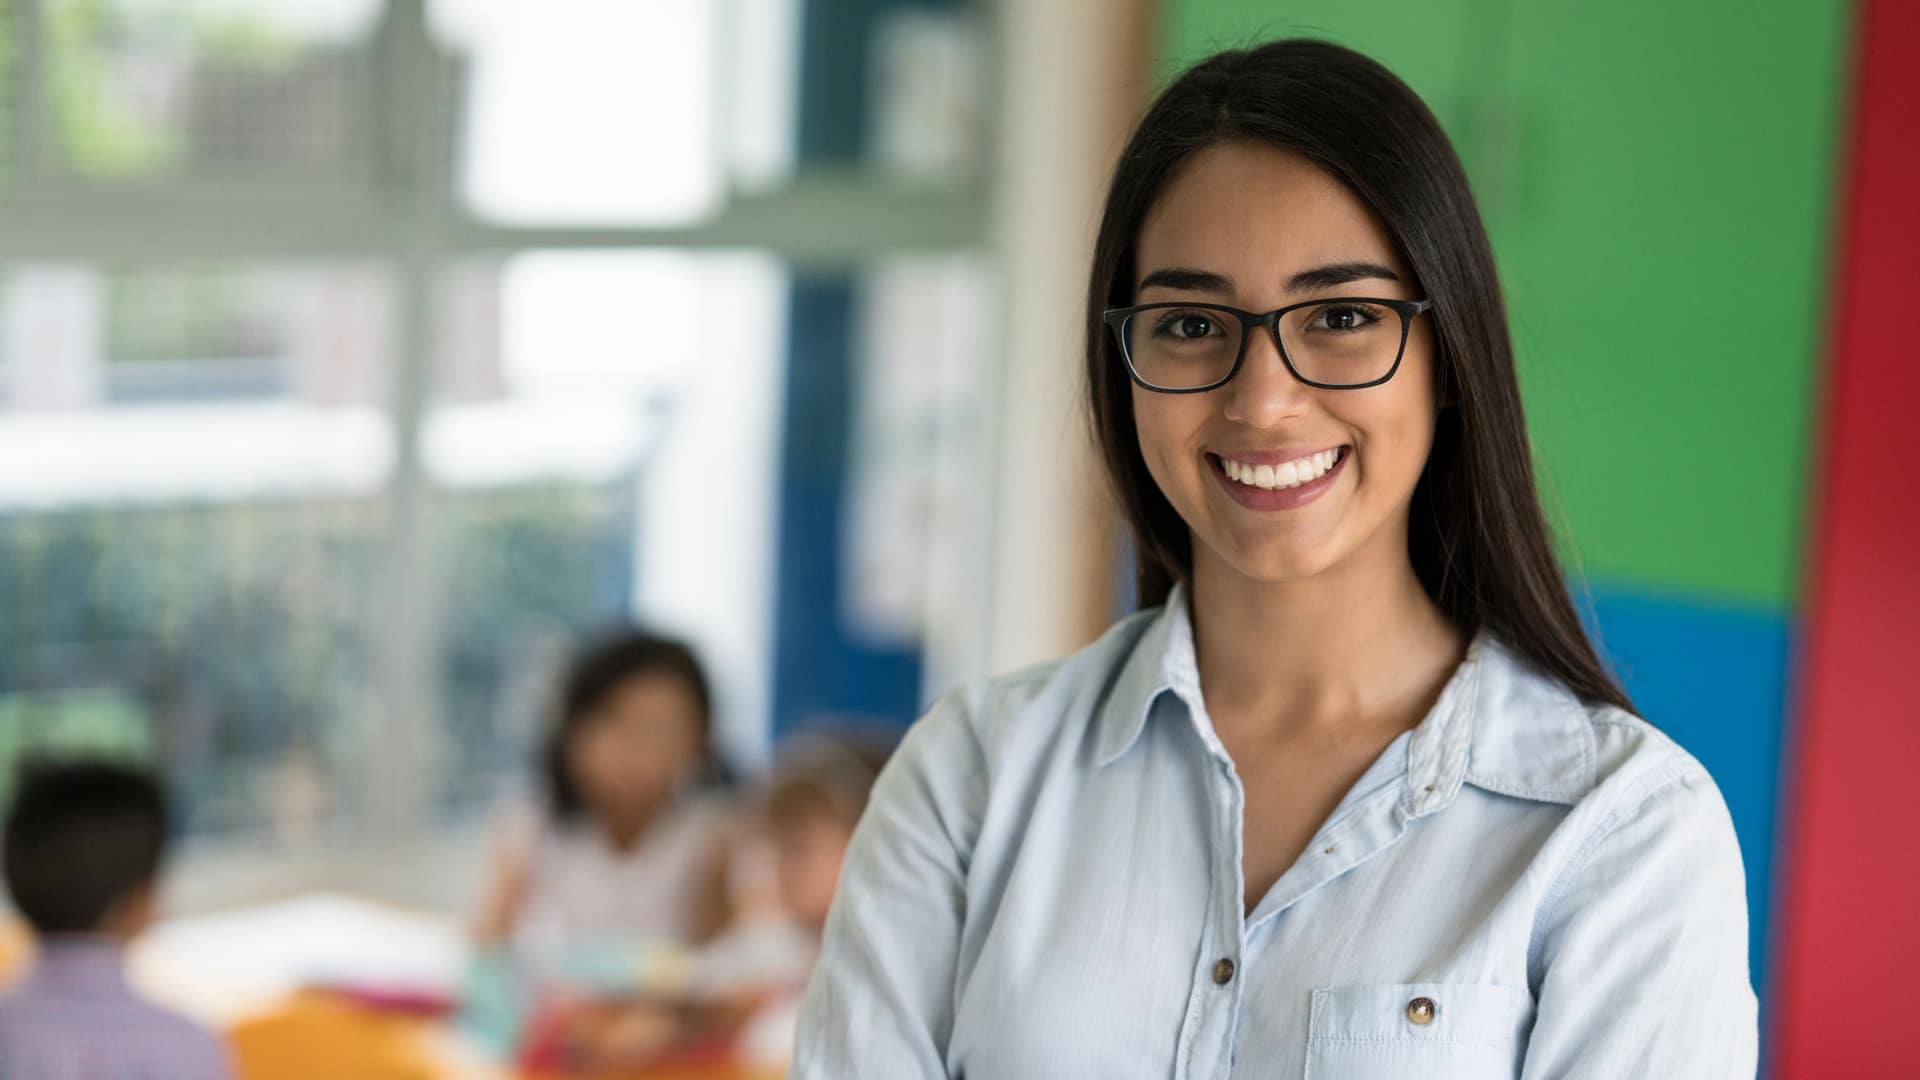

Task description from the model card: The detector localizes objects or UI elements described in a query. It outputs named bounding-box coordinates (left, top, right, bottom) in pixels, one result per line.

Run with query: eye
left=1152, top=310, right=1225, bottom=341
left=1309, top=303, right=1386, bottom=332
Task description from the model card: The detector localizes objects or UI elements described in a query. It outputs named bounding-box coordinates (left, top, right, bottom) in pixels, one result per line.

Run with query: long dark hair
left=1086, top=39, right=1632, bottom=712
left=542, top=630, right=729, bottom=819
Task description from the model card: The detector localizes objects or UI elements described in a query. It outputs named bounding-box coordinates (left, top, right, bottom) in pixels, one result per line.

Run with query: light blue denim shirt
left=792, top=586, right=1757, bottom=1078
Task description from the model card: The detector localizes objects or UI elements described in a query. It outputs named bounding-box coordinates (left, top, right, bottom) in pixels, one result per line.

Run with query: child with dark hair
left=0, top=759, right=231, bottom=1079
left=473, top=630, right=737, bottom=955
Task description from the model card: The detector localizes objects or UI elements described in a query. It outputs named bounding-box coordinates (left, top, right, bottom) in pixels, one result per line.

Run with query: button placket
left=1193, top=735, right=1245, bottom=1079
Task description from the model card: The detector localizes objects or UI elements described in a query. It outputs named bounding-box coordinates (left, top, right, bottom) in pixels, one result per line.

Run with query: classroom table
left=0, top=916, right=28, bottom=990
left=3, top=898, right=785, bottom=1080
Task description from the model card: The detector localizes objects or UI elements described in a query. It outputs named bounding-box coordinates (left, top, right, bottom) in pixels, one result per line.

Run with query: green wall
left=1158, top=1, right=1849, bottom=607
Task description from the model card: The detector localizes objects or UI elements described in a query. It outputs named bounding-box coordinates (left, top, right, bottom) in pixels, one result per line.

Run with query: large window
left=0, top=259, right=393, bottom=838
left=0, top=0, right=992, bottom=893
left=0, top=248, right=790, bottom=843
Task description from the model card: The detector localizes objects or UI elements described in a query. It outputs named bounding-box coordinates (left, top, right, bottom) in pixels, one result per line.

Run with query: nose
left=1219, top=323, right=1312, bottom=428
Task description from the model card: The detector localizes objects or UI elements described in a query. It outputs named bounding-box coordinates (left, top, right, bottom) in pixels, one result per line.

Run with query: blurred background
left=0, top=0, right=1912, bottom=1076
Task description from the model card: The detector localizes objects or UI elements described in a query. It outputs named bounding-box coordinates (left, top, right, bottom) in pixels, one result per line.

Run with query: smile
left=1216, top=447, right=1344, bottom=491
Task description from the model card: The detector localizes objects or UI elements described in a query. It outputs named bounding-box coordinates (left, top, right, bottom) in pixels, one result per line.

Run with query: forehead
left=598, top=673, right=700, bottom=715
left=1135, top=142, right=1407, bottom=296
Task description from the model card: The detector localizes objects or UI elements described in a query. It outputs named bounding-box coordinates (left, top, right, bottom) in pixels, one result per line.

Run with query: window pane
left=3, top=259, right=390, bottom=406
left=0, top=5, right=16, bottom=188
left=848, top=254, right=998, bottom=702
left=432, top=0, right=798, bottom=224
left=38, top=0, right=382, bottom=185
left=0, top=501, right=381, bottom=836
left=0, top=260, right=392, bottom=838
left=870, top=8, right=989, bottom=186
left=427, top=251, right=787, bottom=811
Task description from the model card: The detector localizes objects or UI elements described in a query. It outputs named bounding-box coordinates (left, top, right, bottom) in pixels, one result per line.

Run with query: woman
left=793, top=38, right=1756, bottom=1078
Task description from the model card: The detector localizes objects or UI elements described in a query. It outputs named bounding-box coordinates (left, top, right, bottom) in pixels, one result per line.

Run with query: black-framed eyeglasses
left=1103, top=297, right=1434, bottom=393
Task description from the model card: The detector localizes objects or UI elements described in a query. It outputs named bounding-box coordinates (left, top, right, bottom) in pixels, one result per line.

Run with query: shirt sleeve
left=1521, top=766, right=1759, bottom=1079
left=790, top=688, right=988, bottom=1079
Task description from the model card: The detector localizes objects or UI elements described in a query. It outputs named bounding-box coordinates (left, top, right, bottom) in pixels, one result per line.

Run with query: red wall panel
left=1773, top=0, right=1920, bottom=1074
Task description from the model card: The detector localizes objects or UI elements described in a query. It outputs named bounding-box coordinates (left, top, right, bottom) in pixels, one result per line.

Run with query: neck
left=37, top=932, right=121, bottom=949
left=599, top=793, right=672, bottom=852
left=1187, top=528, right=1465, bottom=742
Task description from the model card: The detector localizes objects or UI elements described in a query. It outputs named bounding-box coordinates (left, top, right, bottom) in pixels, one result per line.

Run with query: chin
left=1215, top=541, right=1342, bottom=586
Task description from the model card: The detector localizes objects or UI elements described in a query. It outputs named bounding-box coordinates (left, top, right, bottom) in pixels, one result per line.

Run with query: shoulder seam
left=1528, top=758, right=1710, bottom=976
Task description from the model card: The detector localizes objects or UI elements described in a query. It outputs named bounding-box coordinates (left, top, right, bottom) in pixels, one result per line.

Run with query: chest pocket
left=1303, top=982, right=1533, bottom=1080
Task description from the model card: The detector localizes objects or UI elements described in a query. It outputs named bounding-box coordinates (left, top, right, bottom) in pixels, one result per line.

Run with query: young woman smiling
left=793, top=39, right=1756, bottom=1079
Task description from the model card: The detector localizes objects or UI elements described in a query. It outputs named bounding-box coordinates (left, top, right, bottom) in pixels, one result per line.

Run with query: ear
left=103, top=879, right=160, bottom=941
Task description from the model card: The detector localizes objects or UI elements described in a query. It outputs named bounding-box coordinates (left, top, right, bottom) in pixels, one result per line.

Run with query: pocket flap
left=1309, top=982, right=1532, bottom=1046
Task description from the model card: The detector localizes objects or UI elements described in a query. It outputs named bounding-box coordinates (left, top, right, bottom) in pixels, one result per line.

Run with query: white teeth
left=1221, top=448, right=1342, bottom=491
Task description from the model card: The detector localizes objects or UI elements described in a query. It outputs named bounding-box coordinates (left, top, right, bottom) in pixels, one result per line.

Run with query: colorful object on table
left=458, top=927, right=813, bottom=1078
left=552, top=939, right=696, bottom=1000
left=458, top=937, right=700, bottom=1061
left=515, top=994, right=734, bottom=1077
left=312, top=982, right=459, bottom=1018
left=458, top=948, right=534, bottom=1060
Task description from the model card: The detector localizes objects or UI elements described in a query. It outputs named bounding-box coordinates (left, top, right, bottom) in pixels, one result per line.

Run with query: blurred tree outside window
left=0, top=0, right=785, bottom=857
left=0, top=0, right=987, bottom=903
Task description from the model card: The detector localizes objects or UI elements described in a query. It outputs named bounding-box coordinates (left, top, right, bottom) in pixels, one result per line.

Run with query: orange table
left=230, top=993, right=457, bottom=1080
left=0, top=918, right=29, bottom=991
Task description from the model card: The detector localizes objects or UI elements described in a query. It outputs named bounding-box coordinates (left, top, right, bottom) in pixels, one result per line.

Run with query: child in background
left=762, top=735, right=891, bottom=935
left=473, top=630, right=736, bottom=960
left=0, top=759, right=232, bottom=1079
left=730, top=733, right=891, bottom=1067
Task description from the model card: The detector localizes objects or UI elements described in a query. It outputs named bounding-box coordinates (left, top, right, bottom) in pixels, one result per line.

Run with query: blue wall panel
left=1583, top=584, right=1793, bottom=992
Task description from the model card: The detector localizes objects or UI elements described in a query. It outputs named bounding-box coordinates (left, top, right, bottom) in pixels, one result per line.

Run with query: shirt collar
left=1092, top=583, right=1197, bottom=767
left=1093, top=585, right=1597, bottom=809
left=22, top=936, right=133, bottom=997
left=1450, top=632, right=1598, bottom=809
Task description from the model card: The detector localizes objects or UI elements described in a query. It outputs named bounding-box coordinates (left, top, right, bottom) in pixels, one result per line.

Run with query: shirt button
left=1212, top=958, right=1236, bottom=985
left=1406, top=996, right=1437, bottom=1025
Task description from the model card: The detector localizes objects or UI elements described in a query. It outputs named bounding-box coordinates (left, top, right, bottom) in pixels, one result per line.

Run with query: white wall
left=965, top=0, right=1153, bottom=679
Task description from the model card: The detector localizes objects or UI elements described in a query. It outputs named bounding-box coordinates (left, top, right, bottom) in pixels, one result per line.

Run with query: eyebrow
left=1286, top=261, right=1401, bottom=292
left=1136, top=261, right=1402, bottom=296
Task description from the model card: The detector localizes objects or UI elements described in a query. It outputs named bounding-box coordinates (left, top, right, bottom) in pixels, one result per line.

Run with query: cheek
left=659, top=718, right=703, bottom=771
left=1344, top=390, right=1440, bottom=513
left=806, top=850, right=844, bottom=898
left=570, top=719, right=690, bottom=799
left=778, top=841, right=848, bottom=914
left=566, top=730, right=617, bottom=796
